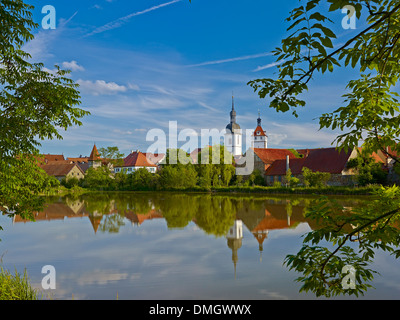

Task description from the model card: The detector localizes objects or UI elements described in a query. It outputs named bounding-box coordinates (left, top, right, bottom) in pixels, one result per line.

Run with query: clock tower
left=252, top=111, right=268, bottom=149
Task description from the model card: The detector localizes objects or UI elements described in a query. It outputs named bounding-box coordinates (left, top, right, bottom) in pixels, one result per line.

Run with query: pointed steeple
left=257, top=109, right=262, bottom=127
left=230, top=94, right=237, bottom=124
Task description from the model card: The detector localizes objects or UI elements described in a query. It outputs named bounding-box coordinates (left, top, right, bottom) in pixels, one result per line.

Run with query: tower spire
left=257, top=109, right=262, bottom=126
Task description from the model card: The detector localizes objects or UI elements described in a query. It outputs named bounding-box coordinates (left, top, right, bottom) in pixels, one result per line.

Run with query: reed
left=0, top=266, right=39, bottom=300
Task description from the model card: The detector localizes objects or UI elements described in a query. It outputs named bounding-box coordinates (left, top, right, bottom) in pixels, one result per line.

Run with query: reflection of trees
left=157, top=194, right=239, bottom=236
left=284, top=186, right=400, bottom=298
left=158, top=194, right=197, bottom=229
left=99, top=214, right=126, bottom=233
left=195, top=196, right=237, bottom=237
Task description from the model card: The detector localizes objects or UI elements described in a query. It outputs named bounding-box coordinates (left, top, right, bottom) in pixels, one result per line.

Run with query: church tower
left=252, top=111, right=268, bottom=149
left=224, top=96, right=242, bottom=156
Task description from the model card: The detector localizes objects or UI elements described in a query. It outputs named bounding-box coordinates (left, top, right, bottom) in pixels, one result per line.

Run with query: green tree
left=98, top=146, right=125, bottom=166
left=284, top=168, right=300, bottom=187
left=301, top=167, right=331, bottom=187
left=0, top=0, right=88, bottom=218
left=197, top=145, right=235, bottom=187
left=347, top=152, right=388, bottom=186
left=82, top=167, right=113, bottom=190
left=128, top=168, right=157, bottom=191
left=248, top=0, right=400, bottom=161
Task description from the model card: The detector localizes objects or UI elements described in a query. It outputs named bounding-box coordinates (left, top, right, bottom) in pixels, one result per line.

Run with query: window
left=128, top=168, right=132, bottom=172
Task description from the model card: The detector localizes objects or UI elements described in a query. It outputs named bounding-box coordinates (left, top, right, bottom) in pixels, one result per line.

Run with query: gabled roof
left=252, top=125, right=267, bottom=137
left=120, top=151, right=157, bottom=168
left=252, top=148, right=296, bottom=165
left=40, top=163, right=84, bottom=177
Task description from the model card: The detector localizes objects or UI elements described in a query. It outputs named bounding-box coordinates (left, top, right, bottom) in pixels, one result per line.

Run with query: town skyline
left=26, top=0, right=362, bottom=157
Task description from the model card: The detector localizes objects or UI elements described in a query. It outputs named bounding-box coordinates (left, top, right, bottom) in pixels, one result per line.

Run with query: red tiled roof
left=265, top=147, right=353, bottom=176
left=265, top=157, right=305, bottom=176
left=252, top=125, right=267, bottom=137
left=40, top=163, right=84, bottom=177
left=143, top=152, right=165, bottom=165
left=43, top=154, right=65, bottom=162
left=253, top=148, right=296, bottom=165
left=35, top=154, right=65, bottom=164
left=68, top=157, right=89, bottom=163
left=121, top=151, right=157, bottom=167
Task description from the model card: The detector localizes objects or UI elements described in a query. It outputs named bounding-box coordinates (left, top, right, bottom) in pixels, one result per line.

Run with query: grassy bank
left=0, top=266, right=39, bottom=300
left=55, top=184, right=380, bottom=196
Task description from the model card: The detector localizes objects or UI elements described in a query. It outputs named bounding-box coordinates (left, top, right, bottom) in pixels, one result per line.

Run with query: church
left=224, top=97, right=268, bottom=157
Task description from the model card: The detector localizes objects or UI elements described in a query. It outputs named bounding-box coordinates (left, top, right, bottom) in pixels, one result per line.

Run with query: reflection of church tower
left=252, top=230, right=269, bottom=262
left=227, top=220, right=243, bottom=279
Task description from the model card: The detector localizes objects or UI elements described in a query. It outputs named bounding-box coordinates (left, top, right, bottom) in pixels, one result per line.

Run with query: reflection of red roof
left=252, top=125, right=267, bottom=137
left=252, top=210, right=295, bottom=231
left=124, top=209, right=163, bottom=225
left=122, top=151, right=157, bottom=167
left=251, top=209, right=295, bottom=245
left=253, top=148, right=296, bottom=165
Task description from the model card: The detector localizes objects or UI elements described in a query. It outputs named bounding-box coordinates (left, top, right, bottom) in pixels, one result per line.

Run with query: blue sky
left=24, top=0, right=362, bottom=157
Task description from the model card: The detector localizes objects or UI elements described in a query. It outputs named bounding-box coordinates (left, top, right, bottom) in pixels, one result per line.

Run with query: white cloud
left=62, top=60, right=85, bottom=72
left=127, top=83, right=140, bottom=91
left=77, top=79, right=128, bottom=95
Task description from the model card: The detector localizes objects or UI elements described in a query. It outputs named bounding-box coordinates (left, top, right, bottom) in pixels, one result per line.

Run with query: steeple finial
left=232, top=92, right=235, bottom=111
left=257, top=109, right=262, bottom=127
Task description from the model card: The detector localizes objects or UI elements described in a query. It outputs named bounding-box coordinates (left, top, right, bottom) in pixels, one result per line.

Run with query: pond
left=0, top=192, right=399, bottom=300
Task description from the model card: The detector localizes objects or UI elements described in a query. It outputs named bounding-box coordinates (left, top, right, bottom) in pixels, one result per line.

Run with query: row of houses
left=248, top=146, right=396, bottom=186
left=38, top=144, right=166, bottom=182
left=38, top=142, right=397, bottom=186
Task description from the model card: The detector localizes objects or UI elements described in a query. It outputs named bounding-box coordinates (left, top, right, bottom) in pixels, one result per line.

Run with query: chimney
left=286, top=155, right=290, bottom=172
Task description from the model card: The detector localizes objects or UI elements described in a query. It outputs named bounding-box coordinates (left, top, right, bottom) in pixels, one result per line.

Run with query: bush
left=302, top=167, right=331, bottom=187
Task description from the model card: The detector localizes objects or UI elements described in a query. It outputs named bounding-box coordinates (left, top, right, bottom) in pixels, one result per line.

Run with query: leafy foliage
left=284, top=186, right=400, bottom=297
left=301, top=167, right=331, bottom=187
left=248, top=0, right=400, bottom=159
left=0, top=0, right=88, bottom=218
left=347, top=150, right=388, bottom=185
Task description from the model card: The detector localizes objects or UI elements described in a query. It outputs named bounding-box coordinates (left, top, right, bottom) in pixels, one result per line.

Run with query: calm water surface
left=1, top=192, right=400, bottom=300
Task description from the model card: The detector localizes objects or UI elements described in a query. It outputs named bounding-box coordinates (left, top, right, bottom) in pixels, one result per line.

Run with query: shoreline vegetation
left=46, top=184, right=380, bottom=198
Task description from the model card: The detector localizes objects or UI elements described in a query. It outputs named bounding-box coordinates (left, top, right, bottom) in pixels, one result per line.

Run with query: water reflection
left=9, top=192, right=381, bottom=299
